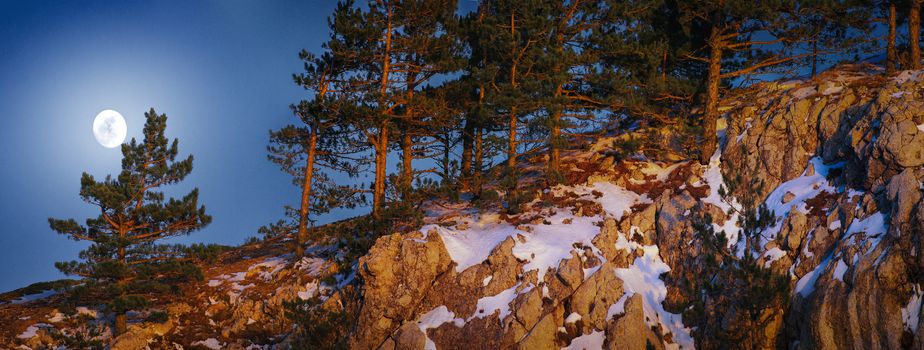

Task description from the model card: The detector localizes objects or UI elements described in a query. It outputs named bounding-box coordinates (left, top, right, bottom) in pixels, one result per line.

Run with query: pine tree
left=679, top=154, right=790, bottom=347
left=48, top=109, right=211, bottom=336
left=327, top=0, right=460, bottom=218
left=390, top=0, right=461, bottom=201
left=268, top=51, right=363, bottom=257
left=795, top=0, right=875, bottom=77
left=674, top=0, right=811, bottom=164
left=483, top=0, right=548, bottom=186
left=539, top=0, right=606, bottom=184
left=325, top=0, right=396, bottom=220
left=458, top=3, right=502, bottom=196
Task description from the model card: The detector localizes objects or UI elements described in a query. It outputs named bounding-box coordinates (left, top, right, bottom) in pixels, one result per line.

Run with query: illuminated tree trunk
left=296, top=128, right=317, bottom=257
left=460, top=119, right=474, bottom=191
left=701, top=27, right=723, bottom=165
left=888, top=2, right=897, bottom=72
left=372, top=8, right=393, bottom=220
left=372, top=125, right=388, bottom=220
left=507, top=106, right=517, bottom=170
left=507, top=12, right=518, bottom=172
left=911, top=0, right=921, bottom=69
left=115, top=227, right=127, bottom=336
left=548, top=85, right=562, bottom=183
left=400, top=129, right=413, bottom=200
left=473, top=127, right=484, bottom=195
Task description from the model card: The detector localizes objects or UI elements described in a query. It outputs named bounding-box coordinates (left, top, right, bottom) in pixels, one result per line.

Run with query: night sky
left=0, top=0, right=376, bottom=292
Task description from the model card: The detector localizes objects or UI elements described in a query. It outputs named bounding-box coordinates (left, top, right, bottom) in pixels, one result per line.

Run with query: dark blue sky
left=0, top=0, right=365, bottom=292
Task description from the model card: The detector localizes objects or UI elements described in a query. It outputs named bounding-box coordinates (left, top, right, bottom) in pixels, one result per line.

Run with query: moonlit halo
left=92, top=110, right=127, bottom=148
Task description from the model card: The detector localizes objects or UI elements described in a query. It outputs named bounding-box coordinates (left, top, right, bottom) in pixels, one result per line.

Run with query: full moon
left=92, top=110, right=127, bottom=148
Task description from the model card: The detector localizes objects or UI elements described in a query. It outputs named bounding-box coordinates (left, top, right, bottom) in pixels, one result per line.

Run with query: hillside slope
left=2, top=64, right=923, bottom=349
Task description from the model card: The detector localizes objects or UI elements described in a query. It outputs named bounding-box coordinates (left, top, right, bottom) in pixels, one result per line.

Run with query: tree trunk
left=116, top=228, right=127, bottom=336
left=507, top=12, right=518, bottom=174
left=811, top=38, right=818, bottom=78
left=701, top=31, right=723, bottom=165
left=460, top=118, right=474, bottom=191
left=548, top=106, right=562, bottom=183
left=507, top=106, right=517, bottom=171
left=115, top=313, right=127, bottom=336
left=372, top=125, right=388, bottom=220
left=442, top=134, right=452, bottom=183
left=912, top=0, right=921, bottom=69
left=473, top=127, right=484, bottom=195
left=400, top=130, right=413, bottom=200
left=296, top=128, right=317, bottom=258
left=888, top=2, right=898, bottom=72
left=372, top=5, right=392, bottom=220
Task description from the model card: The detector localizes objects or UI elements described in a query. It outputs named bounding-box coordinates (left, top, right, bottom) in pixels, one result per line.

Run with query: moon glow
left=92, top=110, right=127, bottom=148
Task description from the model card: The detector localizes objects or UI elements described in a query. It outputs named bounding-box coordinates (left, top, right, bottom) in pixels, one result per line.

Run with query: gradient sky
left=0, top=0, right=377, bottom=292
left=0, top=0, right=867, bottom=292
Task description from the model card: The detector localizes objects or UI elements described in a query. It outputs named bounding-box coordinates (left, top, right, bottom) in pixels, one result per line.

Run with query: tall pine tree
left=268, top=51, right=363, bottom=257
left=49, top=109, right=211, bottom=336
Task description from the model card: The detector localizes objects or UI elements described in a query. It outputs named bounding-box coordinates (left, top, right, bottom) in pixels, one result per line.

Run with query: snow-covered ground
left=416, top=171, right=695, bottom=349
left=10, top=289, right=58, bottom=304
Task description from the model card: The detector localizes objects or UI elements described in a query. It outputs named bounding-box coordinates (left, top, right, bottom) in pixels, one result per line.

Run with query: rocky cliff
left=350, top=64, right=924, bottom=350
left=2, top=64, right=923, bottom=349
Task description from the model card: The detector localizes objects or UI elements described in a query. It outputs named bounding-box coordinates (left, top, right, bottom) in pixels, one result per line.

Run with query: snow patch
left=822, top=86, right=844, bottom=95
left=763, top=247, right=787, bottom=268
left=510, top=213, right=602, bottom=281
left=417, top=306, right=464, bottom=350
left=469, top=283, right=533, bottom=322
left=606, top=293, right=630, bottom=320
left=11, top=289, right=58, bottom=304
left=614, top=245, right=693, bottom=349
left=561, top=330, right=605, bottom=350
left=424, top=217, right=519, bottom=273
left=793, top=86, right=817, bottom=99
left=578, top=182, right=651, bottom=221
left=249, top=257, right=288, bottom=281
left=845, top=211, right=888, bottom=253
left=192, top=338, right=223, bottom=350
left=903, top=285, right=923, bottom=333
left=297, top=281, right=319, bottom=300
left=295, top=257, right=328, bottom=276
left=639, top=162, right=684, bottom=182
left=698, top=150, right=742, bottom=247
left=47, top=312, right=65, bottom=323
left=832, top=259, right=848, bottom=282
left=893, top=70, right=924, bottom=84
left=795, top=254, right=832, bottom=297
left=762, top=157, right=840, bottom=247
left=17, top=323, right=51, bottom=339
left=431, top=209, right=605, bottom=282
left=565, top=312, right=582, bottom=324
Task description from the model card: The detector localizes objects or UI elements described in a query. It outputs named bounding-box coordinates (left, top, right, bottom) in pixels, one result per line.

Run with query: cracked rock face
left=723, top=65, right=924, bottom=350
left=350, top=65, right=924, bottom=350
